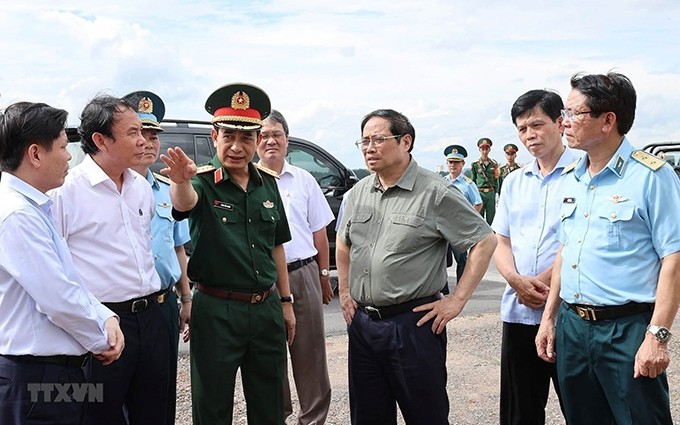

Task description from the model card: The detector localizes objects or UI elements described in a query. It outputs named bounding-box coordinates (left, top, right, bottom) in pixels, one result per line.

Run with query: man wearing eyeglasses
left=499, top=143, right=522, bottom=192
left=336, top=109, right=496, bottom=424
left=536, top=72, right=680, bottom=424
left=470, top=137, right=500, bottom=225
left=256, top=110, right=333, bottom=425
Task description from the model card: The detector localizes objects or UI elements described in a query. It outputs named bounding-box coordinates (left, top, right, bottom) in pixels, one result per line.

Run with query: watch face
left=658, top=328, right=671, bottom=341
left=320, top=269, right=329, bottom=277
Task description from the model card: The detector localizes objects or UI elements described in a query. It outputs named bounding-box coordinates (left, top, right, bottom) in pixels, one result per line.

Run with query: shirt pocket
left=595, top=203, right=635, bottom=250
left=559, top=202, right=577, bottom=241
left=155, top=206, right=175, bottom=243
left=384, top=214, right=425, bottom=252
left=347, top=212, right=372, bottom=246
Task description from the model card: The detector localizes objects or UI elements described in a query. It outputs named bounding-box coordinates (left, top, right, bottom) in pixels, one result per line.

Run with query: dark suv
left=66, top=119, right=358, bottom=269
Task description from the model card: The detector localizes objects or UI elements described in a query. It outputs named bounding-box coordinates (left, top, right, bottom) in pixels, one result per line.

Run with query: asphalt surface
left=179, top=263, right=506, bottom=353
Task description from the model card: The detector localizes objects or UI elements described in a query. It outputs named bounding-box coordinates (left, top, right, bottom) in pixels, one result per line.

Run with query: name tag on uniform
left=213, top=200, right=234, bottom=211
left=563, top=197, right=575, bottom=204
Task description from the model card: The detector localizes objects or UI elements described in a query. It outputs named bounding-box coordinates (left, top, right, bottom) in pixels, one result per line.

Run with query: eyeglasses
left=355, top=134, right=402, bottom=150
left=260, top=131, right=286, bottom=140
left=560, top=109, right=594, bottom=122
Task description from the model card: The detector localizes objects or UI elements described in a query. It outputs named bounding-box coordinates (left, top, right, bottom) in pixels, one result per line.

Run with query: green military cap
left=205, top=83, right=271, bottom=131
left=124, top=91, right=165, bottom=132
left=504, top=143, right=518, bottom=154
left=444, top=144, right=468, bottom=161
left=477, top=137, right=492, bottom=148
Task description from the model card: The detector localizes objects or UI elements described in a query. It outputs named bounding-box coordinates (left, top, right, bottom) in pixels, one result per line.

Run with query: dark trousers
left=556, top=302, right=672, bottom=425
left=500, top=322, right=562, bottom=425
left=158, top=290, right=180, bottom=425
left=86, top=301, right=170, bottom=425
left=0, top=354, right=88, bottom=425
left=348, top=308, right=449, bottom=425
left=479, top=191, right=496, bottom=225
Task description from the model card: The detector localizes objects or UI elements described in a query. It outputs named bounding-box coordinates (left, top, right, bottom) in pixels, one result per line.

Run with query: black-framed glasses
left=260, top=131, right=287, bottom=140
left=355, top=134, right=402, bottom=150
left=560, top=109, right=594, bottom=122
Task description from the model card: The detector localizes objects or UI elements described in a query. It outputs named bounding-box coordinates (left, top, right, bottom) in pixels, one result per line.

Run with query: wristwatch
left=319, top=268, right=329, bottom=277
left=647, top=324, right=672, bottom=343
left=280, top=294, right=295, bottom=304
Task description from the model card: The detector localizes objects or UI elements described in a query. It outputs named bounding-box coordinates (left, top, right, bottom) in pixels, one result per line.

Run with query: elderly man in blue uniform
left=443, top=144, right=482, bottom=292
left=536, top=72, right=680, bottom=425
left=0, top=101, right=124, bottom=424
left=493, top=89, right=574, bottom=424
left=337, top=109, right=497, bottom=424
left=256, top=109, right=333, bottom=424
left=160, top=83, right=295, bottom=425
left=125, top=91, right=193, bottom=425
left=51, top=95, right=170, bottom=425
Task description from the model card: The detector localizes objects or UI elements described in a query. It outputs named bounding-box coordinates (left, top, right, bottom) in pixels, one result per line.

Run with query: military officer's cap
left=477, top=137, right=493, bottom=148
left=504, top=143, right=518, bottom=154
left=205, top=83, right=271, bottom=131
left=444, top=144, right=468, bottom=161
left=124, top=91, right=164, bottom=132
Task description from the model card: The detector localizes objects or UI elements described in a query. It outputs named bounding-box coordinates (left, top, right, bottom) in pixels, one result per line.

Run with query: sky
left=1, top=1, right=679, bottom=171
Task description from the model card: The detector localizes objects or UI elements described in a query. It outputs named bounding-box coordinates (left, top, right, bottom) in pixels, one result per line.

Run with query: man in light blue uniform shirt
left=125, top=91, right=192, bottom=425
left=493, top=90, right=574, bottom=424
left=0, top=101, right=124, bottom=424
left=443, top=144, right=482, bottom=293
left=536, top=72, right=680, bottom=425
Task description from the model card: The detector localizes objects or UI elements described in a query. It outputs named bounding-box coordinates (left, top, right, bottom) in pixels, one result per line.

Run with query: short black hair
left=0, top=102, right=68, bottom=172
left=570, top=72, right=637, bottom=135
left=79, top=95, right=137, bottom=155
left=511, top=89, right=563, bottom=125
left=360, top=109, right=416, bottom=152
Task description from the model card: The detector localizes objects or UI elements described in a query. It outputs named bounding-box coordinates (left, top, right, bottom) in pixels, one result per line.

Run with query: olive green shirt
left=174, top=157, right=291, bottom=291
left=338, top=158, right=492, bottom=306
left=470, top=158, right=500, bottom=193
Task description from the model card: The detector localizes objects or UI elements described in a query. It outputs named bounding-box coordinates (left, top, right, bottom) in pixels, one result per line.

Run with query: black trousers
left=86, top=301, right=170, bottom=425
left=158, top=290, right=180, bottom=425
left=0, top=354, right=88, bottom=425
left=500, top=322, right=563, bottom=425
left=348, top=308, right=449, bottom=425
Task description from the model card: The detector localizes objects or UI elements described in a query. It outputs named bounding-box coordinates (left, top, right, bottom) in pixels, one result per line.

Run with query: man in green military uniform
left=160, top=83, right=295, bottom=425
left=499, top=143, right=522, bottom=192
left=470, top=137, right=500, bottom=225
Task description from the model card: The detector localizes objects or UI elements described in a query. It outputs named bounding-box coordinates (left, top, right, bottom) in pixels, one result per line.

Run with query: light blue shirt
left=0, top=174, right=113, bottom=355
left=493, top=148, right=580, bottom=325
left=446, top=174, right=482, bottom=207
left=559, top=138, right=680, bottom=306
left=147, top=172, right=190, bottom=289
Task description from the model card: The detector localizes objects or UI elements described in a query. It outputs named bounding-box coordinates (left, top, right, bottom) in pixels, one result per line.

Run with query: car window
left=287, top=145, right=342, bottom=193
left=195, top=136, right=214, bottom=164
left=152, top=133, right=197, bottom=173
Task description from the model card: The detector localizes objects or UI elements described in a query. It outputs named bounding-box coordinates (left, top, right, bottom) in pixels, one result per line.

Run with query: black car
left=66, top=119, right=358, bottom=270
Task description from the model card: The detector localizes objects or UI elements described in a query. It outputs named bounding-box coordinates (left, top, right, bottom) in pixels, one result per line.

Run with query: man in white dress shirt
left=0, top=101, right=124, bottom=424
left=256, top=110, right=333, bottom=424
left=50, top=95, right=170, bottom=425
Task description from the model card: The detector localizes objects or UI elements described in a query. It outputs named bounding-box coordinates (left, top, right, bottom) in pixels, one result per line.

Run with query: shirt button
left=572, top=264, right=577, bottom=269
left=251, top=244, right=255, bottom=248
left=574, top=293, right=580, bottom=299
left=589, top=185, right=595, bottom=190
left=248, top=218, right=252, bottom=223
left=256, top=270, right=260, bottom=275
left=611, top=213, right=617, bottom=219
left=577, top=238, right=582, bottom=243
left=584, top=212, right=589, bottom=218
left=222, top=217, right=227, bottom=223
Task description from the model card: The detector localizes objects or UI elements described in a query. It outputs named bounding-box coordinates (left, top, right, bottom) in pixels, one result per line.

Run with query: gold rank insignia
left=196, top=164, right=217, bottom=174
left=263, top=200, right=274, bottom=209
left=255, top=163, right=279, bottom=178
left=608, top=195, right=628, bottom=203
left=631, top=150, right=664, bottom=171
left=232, top=91, right=250, bottom=110
left=153, top=172, right=171, bottom=185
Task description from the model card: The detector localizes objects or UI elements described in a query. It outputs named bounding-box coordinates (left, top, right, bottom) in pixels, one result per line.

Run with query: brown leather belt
left=196, top=283, right=273, bottom=304
left=478, top=188, right=494, bottom=193
left=565, top=301, right=654, bottom=321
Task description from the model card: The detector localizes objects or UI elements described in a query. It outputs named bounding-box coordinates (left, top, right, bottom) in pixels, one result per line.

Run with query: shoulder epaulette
left=561, top=160, right=579, bottom=175
left=255, top=163, right=279, bottom=179
left=152, top=172, right=171, bottom=185
left=463, top=176, right=473, bottom=183
left=631, top=150, right=665, bottom=171
left=196, top=164, right=216, bottom=174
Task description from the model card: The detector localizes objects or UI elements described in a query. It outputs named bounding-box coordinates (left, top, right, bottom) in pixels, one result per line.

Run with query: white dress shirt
left=274, top=161, right=334, bottom=263
left=0, top=174, right=113, bottom=355
left=50, top=155, right=161, bottom=302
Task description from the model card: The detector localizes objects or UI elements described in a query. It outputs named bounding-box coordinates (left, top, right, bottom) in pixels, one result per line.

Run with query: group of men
left=1, top=70, right=679, bottom=425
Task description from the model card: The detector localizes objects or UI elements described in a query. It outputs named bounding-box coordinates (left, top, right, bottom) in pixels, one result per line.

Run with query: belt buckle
left=157, top=292, right=167, bottom=304
left=364, top=306, right=382, bottom=320
left=250, top=291, right=265, bottom=304
left=576, top=305, right=597, bottom=321
left=131, top=298, right=148, bottom=313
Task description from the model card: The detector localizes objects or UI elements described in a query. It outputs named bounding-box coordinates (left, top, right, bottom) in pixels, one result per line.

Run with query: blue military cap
left=444, top=144, right=468, bottom=161
left=124, top=91, right=165, bottom=132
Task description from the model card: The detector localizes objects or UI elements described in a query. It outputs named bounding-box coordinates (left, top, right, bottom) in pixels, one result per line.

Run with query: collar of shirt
left=145, top=169, right=161, bottom=190
left=211, top=155, right=264, bottom=186
left=574, top=137, right=633, bottom=181
left=370, top=156, right=418, bottom=192
left=1, top=173, right=52, bottom=216
left=525, top=146, right=581, bottom=178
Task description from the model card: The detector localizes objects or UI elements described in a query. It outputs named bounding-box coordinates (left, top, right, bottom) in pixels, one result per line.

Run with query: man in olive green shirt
left=336, top=109, right=497, bottom=425
left=161, top=83, right=295, bottom=425
left=470, top=137, right=500, bottom=225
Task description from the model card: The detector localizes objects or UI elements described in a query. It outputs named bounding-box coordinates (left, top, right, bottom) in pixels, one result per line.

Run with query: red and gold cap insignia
left=231, top=91, right=250, bottom=110
left=139, top=97, right=153, bottom=114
